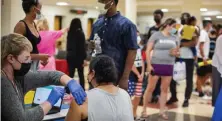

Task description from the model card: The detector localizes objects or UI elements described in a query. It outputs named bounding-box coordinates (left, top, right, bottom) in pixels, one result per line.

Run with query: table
left=43, top=109, right=69, bottom=121
left=55, top=59, right=69, bottom=75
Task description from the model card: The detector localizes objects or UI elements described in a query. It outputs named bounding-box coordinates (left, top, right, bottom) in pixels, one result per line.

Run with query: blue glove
left=67, top=80, right=86, bottom=105
left=47, top=87, right=65, bottom=106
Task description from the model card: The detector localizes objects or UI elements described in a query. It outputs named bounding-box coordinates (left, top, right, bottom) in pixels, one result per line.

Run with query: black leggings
left=67, top=62, right=85, bottom=90
left=170, top=58, right=194, bottom=100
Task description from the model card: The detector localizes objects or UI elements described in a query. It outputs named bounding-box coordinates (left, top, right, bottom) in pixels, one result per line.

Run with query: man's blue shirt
left=90, top=12, right=139, bottom=77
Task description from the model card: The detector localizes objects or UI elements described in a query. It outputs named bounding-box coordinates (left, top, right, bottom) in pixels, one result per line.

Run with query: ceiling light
left=216, top=16, right=222, bottom=19
left=204, top=17, right=211, bottom=20
left=200, top=8, right=208, bottom=12
left=56, top=2, right=69, bottom=6
left=161, top=9, right=169, bottom=12
left=95, top=6, right=99, bottom=9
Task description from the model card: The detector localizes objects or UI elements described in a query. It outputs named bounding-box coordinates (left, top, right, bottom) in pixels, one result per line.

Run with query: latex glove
left=47, top=87, right=65, bottom=106
left=67, top=80, right=86, bottom=105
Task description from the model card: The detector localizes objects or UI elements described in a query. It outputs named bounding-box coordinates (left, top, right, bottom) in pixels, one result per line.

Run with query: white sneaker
left=193, top=91, right=199, bottom=96
left=202, top=95, right=212, bottom=100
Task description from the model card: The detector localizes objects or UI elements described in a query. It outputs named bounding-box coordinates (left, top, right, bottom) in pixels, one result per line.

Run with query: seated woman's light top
left=65, top=55, right=134, bottom=121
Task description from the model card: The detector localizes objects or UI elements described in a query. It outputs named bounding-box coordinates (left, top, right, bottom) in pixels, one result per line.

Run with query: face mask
left=154, top=18, right=161, bottom=24
left=169, top=28, right=177, bottom=35
left=87, top=72, right=95, bottom=87
left=35, top=7, right=42, bottom=20
left=99, top=0, right=114, bottom=14
left=13, top=59, right=31, bottom=76
left=137, top=36, right=141, bottom=43
left=35, top=13, right=42, bottom=20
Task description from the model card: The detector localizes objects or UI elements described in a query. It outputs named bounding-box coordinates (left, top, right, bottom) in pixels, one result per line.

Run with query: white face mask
left=35, top=7, right=43, bottom=20
left=137, top=36, right=143, bottom=49
left=98, top=0, right=114, bottom=14
left=137, top=36, right=141, bottom=43
left=35, top=13, right=42, bottom=20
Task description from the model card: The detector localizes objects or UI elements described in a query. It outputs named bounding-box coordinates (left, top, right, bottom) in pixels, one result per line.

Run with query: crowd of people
left=1, top=0, right=222, bottom=121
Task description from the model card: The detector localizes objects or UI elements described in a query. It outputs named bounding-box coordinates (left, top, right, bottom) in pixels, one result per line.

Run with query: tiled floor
left=73, top=67, right=214, bottom=121
left=134, top=81, right=214, bottom=120
left=135, top=112, right=211, bottom=121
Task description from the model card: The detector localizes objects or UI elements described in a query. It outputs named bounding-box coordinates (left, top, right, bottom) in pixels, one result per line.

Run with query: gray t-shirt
left=88, top=88, right=134, bottom=121
left=149, top=31, right=178, bottom=65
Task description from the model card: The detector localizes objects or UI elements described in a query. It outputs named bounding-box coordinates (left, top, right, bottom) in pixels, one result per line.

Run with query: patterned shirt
left=90, top=12, right=139, bottom=76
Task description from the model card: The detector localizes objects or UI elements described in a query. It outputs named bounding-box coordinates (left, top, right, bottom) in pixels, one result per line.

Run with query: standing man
left=90, top=0, right=138, bottom=90
left=196, top=20, right=213, bottom=98
left=145, top=9, right=164, bottom=45
left=167, top=13, right=199, bottom=107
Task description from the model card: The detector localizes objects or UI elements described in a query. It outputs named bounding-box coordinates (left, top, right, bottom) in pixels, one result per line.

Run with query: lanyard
left=1, top=70, right=22, bottom=101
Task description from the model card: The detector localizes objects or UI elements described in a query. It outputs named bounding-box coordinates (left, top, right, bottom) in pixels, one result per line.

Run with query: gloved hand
left=47, top=87, right=65, bottom=106
left=67, top=80, right=86, bottom=105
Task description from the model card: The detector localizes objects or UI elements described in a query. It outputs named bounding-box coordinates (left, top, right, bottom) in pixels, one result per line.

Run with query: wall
left=41, top=5, right=100, bottom=36
left=1, top=0, right=25, bottom=36
left=1, top=1, right=100, bottom=37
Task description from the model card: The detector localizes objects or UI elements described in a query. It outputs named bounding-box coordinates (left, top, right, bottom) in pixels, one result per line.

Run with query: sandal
left=159, top=113, right=169, bottom=120
left=140, top=111, right=149, bottom=118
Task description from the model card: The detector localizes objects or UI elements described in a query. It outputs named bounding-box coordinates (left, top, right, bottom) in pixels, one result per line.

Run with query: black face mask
left=14, top=59, right=31, bottom=76
left=87, top=72, right=95, bottom=88
left=154, top=18, right=161, bottom=24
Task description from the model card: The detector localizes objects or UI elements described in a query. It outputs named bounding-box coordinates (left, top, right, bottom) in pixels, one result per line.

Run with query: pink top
left=37, top=30, right=63, bottom=56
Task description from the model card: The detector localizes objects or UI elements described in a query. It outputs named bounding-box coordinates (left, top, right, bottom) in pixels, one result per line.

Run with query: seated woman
left=1, top=33, right=86, bottom=121
left=65, top=55, right=134, bottom=121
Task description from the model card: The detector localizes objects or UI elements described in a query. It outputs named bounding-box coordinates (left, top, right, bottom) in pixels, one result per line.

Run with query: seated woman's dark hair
left=89, top=55, right=118, bottom=84
left=22, top=0, right=39, bottom=13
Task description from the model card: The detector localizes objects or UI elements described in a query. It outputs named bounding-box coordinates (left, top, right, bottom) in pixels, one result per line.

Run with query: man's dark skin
left=92, top=0, right=137, bottom=90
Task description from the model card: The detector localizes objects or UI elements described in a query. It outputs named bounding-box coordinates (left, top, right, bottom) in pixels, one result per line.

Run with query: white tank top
left=87, top=88, right=134, bottom=121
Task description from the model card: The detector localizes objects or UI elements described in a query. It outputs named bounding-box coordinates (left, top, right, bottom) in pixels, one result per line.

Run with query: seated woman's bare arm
left=65, top=98, right=88, bottom=121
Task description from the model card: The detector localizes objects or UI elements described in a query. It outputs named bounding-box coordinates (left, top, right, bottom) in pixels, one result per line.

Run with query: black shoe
left=151, top=96, right=159, bottom=103
left=199, top=92, right=204, bottom=97
left=182, top=100, right=189, bottom=107
left=166, top=98, right=178, bottom=105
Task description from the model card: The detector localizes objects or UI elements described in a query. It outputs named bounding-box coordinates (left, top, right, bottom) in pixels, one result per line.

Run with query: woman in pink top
left=37, top=19, right=68, bottom=70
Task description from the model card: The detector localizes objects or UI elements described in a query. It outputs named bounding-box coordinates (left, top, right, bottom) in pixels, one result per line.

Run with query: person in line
left=65, top=55, right=134, bottom=121
left=212, top=34, right=222, bottom=106
left=14, top=0, right=49, bottom=71
left=37, top=19, right=68, bottom=70
left=217, top=24, right=222, bottom=36
left=142, top=18, right=180, bottom=120
left=145, top=9, right=164, bottom=44
left=1, top=33, right=86, bottom=121
left=89, top=0, right=138, bottom=90
left=180, top=16, right=199, bottom=61
left=167, top=13, right=198, bottom=107
left=144, top=9, right=165, bottom=104
left=196, top=20, right=213, bottom=98
left=212, top=35, right=222, bottom=121
left=67, top=18, right=87, bottom=90
left=209, top=27, right=218, bottom=59
left=128, top=31, right=145, bottom=119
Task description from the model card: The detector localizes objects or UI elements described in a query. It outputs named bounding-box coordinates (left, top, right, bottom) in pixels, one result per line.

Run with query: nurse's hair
left=89, top=55, right=118, bottom=84
left=1, top=33, right=33, bottom=66
left=160, top=18, right=176, bottom=31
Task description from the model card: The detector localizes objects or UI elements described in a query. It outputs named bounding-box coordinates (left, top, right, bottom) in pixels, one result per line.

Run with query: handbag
left=173, top=60, right=186, bottom=81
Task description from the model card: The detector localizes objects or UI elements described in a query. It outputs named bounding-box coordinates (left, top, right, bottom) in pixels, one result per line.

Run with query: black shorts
left=197, top=58, right=212, bottom=77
